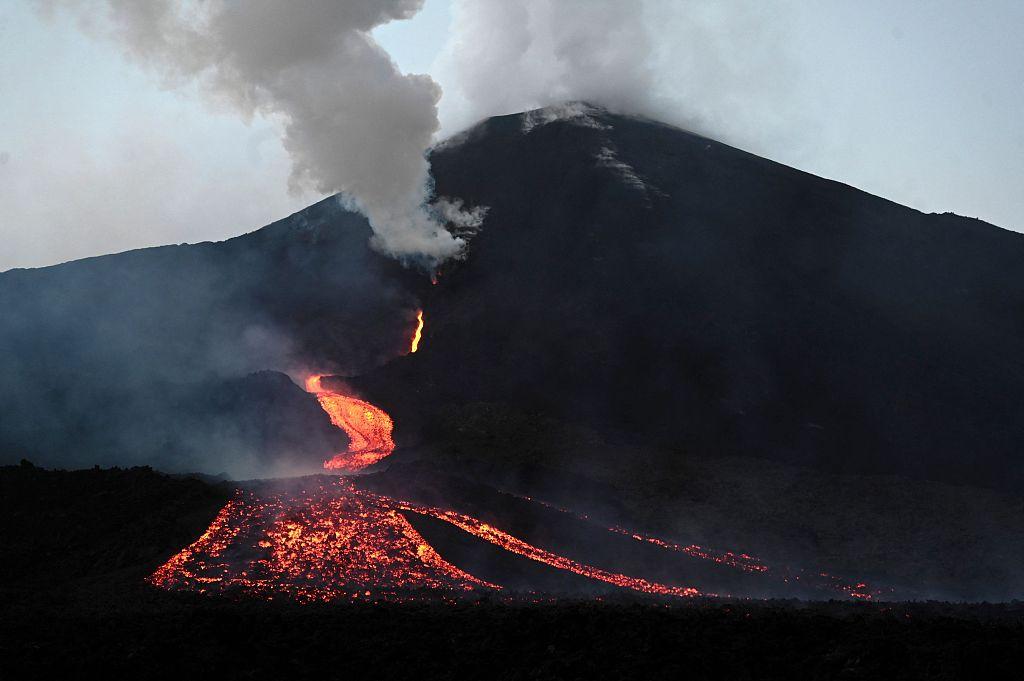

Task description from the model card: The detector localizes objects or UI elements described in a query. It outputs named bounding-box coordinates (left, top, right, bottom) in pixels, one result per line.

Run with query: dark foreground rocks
left=1, top=464, right=1021, bottom=681
left=2, top=588, right=1022, bottom=681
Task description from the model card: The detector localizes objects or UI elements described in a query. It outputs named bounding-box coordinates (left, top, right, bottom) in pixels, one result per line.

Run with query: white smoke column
left=437, top=0, right=802, bottom=160
left=41, top=0, right=464, bottom=264
left=441, top=0, right=654, bottom=127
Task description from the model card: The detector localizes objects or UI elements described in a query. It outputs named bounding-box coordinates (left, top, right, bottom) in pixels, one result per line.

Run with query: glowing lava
left=410, top=310, right=424, bottom=353
left=397, top=501, right=700, bottom=598
left=151, top=378, right=705, bottom=600
left=508, top=494, right=768, bottom=571
left=505, top=492, right=879, bottom=599
left=305, top=375, right=394, bottom=471
left=149, top=480, right=496, bottom=601
left=150, top=371, right=876, bottom=602
left=149, top=476, right=704, bottom=601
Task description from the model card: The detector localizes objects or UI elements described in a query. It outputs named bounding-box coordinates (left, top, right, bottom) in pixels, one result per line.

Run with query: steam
left=444, top=0, right=655, bottom=121
left=438, top=0, right=804, bottom=162
left=41, top=0, right=467, bottom=265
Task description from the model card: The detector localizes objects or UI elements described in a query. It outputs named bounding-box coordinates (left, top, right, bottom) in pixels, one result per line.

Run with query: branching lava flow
left=150, top=320, right=877, bottom=602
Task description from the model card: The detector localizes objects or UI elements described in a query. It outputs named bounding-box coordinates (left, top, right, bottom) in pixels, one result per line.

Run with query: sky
left=1, top=0, right=1022, bottom=271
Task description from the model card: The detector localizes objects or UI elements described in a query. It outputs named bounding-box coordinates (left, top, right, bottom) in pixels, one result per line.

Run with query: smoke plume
left=42, top=0, right=466, bottom=265
left=438, top=0, right=804, bottom=163
left=444, top=0, right=654, bottom=120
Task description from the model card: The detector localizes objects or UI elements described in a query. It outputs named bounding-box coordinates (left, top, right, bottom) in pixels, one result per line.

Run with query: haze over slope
left=0, top=199, right=426, bottom=476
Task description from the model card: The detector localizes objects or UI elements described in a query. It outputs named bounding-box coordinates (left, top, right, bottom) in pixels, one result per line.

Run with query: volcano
left=1, top=104, right=1023, bottom=601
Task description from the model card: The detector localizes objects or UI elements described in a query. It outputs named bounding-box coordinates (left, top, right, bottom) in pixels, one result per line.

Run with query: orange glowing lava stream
left=150, top=372, right=873, bottom=600
left=298, top=373, right=701, bottom=597
left=410, top=310, right=424, bottom=353
left=509, top=493, right=768, bottom=573
left=152, top=328, right=871, bottom=600
left=148, top=477, right=703, bottom=600
left=394, top=499, right=701, bottom=598
left=506, top=492, right=878, bottom=600
left=150, top=371, right=704, bottom=600
left=149, top=481, right=499, bottom=601
left=305, top=375, right=395, bottom=471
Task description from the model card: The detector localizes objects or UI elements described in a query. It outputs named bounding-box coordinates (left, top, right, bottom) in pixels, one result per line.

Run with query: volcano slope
left=353, top=104, right=1024, bottom=601
left=366, top=104, right=1024, bottom=495
left=5, top=103, right=1022, bottom=488
left=1, top=104, right=1023, bottom=603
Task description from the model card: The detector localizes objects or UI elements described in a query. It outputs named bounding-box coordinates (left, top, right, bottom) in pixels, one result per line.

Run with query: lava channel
left=305, top=374, right=395, bottom=471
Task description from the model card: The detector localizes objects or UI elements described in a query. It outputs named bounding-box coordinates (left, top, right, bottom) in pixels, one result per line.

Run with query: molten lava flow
left=151, top=372, right=876, bottom=602
left=510, top=493, right=768, bottom=573
left=505, top=492, right=880, bottom=599
left=410, top=310, right=424, bottom=353
left=305, top=375, right=394, bottom=471
left=397, top=501, right=700, bottom=598
left=150, top=477, right=702, bottom=601
left=149, top=480, right=497, bottom=601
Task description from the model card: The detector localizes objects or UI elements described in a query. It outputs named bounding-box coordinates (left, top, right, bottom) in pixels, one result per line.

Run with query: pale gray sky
left=1, top=1, right=1022, bottom=271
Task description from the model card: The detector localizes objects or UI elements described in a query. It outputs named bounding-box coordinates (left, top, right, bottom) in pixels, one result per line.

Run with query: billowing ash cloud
left=42, top=0, right=467, bottom=264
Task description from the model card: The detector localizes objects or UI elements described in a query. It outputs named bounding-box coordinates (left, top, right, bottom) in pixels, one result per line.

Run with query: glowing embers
left=304, top=375, right=395, bottom=471
left=148, top=480, right=494, bottom=601
left=410, top=310, right=424, bottom=353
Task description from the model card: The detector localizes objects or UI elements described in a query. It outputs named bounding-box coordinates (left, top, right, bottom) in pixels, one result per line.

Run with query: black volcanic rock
left=361, top=104, right=1024, bottom=493
left=0, top=462, right=230, bottom=589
